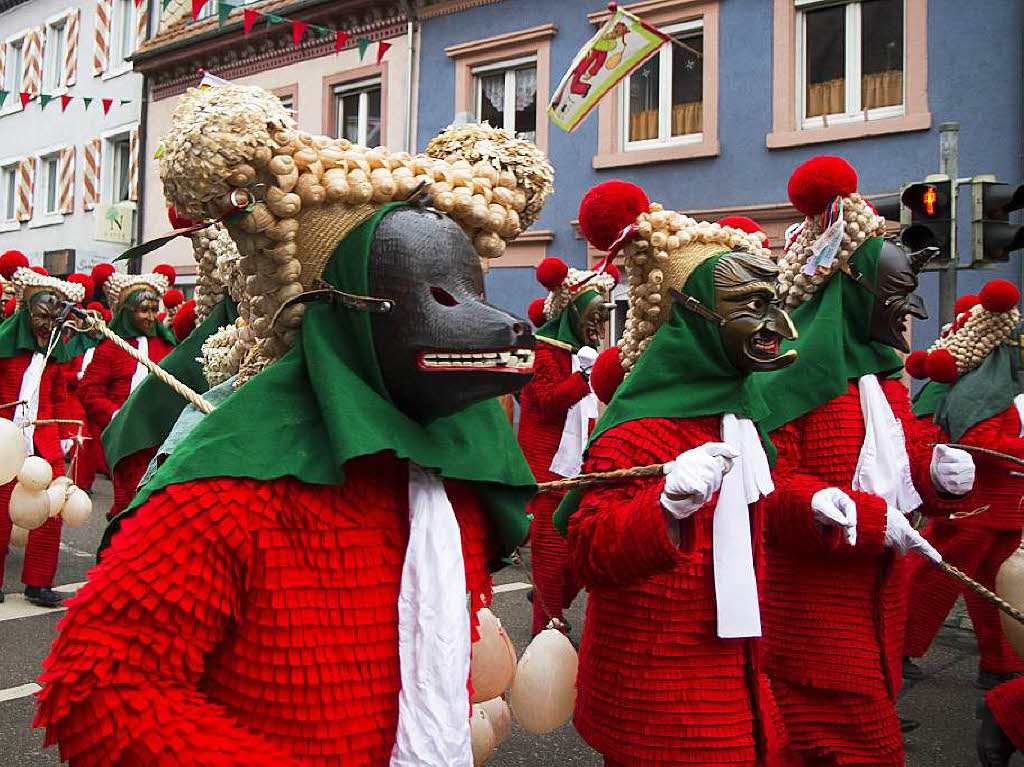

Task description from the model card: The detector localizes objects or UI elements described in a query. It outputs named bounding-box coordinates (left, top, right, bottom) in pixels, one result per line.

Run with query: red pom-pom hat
left=578, top=181, right=649, bottom=252
left=924, top=349, right=958, bottom=383
left=163, top=288, right=185, bottom=309
left=787, top=156, right=859, bottom=217
left=30, top=266, right=48, bottom=276
left=979, top=279, right=1020, bottom=313
left=536, top=258, right=569, bottom=291
left=91, top=263, right=115, bottom=289
left=904, top=350, right=928, bottom=380
left=0, top=250, right=29, bottom=279
left=717, top=216, right=769, bottom=246
left=66, top=273, right=94, bottom=299
left=172, top=299, right=198, bottom=342
left=527, top=298, right=547, bottom=328
left=591, top=346, right=626, bottom=404
left=153, top=264, right=177, bottom=286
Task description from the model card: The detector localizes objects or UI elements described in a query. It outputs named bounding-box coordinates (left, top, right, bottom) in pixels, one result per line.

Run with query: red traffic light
left=902, top=181, right=951, bottom=218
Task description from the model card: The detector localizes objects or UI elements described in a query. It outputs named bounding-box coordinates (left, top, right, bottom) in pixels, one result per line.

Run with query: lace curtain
left=515, top=67, right=536, bottom=110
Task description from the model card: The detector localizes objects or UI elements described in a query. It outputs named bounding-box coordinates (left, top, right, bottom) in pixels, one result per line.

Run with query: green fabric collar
left=121, top=204, right=533, bottom=557
left=931, top=342, right=1024, bottom=441
left=755, top=237, right=903, bottom=434
left=910, top=381, right=951, bottom=417
left=64, top=330, right=103, bottom=359
left=103, top=297, right=238, bottom=470
left=0, top=308, right=70, bottom=362
left=536, top=290, right=598, bottom=352
left=108, top=303, right=177, bottom=345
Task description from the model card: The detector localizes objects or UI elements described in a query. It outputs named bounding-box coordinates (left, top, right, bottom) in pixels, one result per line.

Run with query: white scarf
left=1011, top=393, right=1024, bottom=478
left=129, top=335, right=149, bottom=394
left=713, top=413, right=773, bottom=638
left=390, top=464, right=472, bottom=767
left=549, top=353, right=599, bottom=478
left=14, top=352, right=46, bottom=456
left=76, top=347, right=96, bottom=381
left=852, top=374, right=923, bottom=512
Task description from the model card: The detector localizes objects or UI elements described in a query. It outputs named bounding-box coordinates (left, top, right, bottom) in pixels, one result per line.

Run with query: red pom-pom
left=578, top=181, right=649, bottom=251
left=718, top=215, right=769, bottom=246
left=924, top=349, right=959, bottom=383
left=527, top=298, right=548, bottom=328
left=602, top=263, right=621, bottom=285
left=86, top=301, right=104, bottom=311
left=0, top=250, right=28, bottom=279
left=904, top=350, right=928, bottom=379
left=979, top=279, right=1020, bottom=313
left=2, top=298, right=15, bottom=318
left=30, top=266, right=48, bottom=276
left=951, top=315, right=966, bottom=332
left=953, top=294, right=979, bottom=317
left=163, top=288, right=184, bottom=308
left=167, top=205, right=197, bottom=230
left=536, top=258, right=568, bottom=291
left=171, top=299, right=197, bottom=342
left=591, top=346, right=625, bottom=404
left=156, top=311, right=167, bottom=322
left=101, top=308, right=112, bottom=322
left=153, top=264, right=176, bottom=286
left=66, top=273, right=94, bottom=296
left=787, top=156, right=858, bottom=217
left=91, top=263, right=115, bottom=288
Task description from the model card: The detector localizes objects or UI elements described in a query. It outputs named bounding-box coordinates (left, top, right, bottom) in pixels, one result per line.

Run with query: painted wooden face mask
left=865, top=240, right=930, bottom=353
left=28, top=292, right=62, bottom=348
left=126, top=290, right=161, bottom=336
left=367, top=206, right=536, bottom=422
left=572, top=292, right=614, bottom=348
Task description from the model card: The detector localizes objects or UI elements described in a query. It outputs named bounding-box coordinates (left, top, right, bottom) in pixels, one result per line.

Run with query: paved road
left=0, top=479, right=1018, bottom=766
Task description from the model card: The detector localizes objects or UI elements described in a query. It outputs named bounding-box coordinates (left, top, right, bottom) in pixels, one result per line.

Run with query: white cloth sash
left=1013, top=393, right=1024, bottom=437
left=852, top=374, right=923, bottom=512
left=76, top=346, right=96, bottom=381
left=129, top=336, right=149, bottom=394
left=549, top=353, right=599, bottom=478
left=14, top=352, right=45, bottom=456
left=713, top=413, right=773, bottom=638
left=390, top=464, right=472, bottom=767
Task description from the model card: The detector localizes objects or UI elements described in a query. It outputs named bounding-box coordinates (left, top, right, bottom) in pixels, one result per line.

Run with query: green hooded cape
left=536, top=290, right=599, bottom=352
left=553, top=253, right=770, bottom=536
left=113, top=203, right=534, bottom=560
left=102, top=297, right=238, bottom=471
left=0, top=296, right=71, bottom=363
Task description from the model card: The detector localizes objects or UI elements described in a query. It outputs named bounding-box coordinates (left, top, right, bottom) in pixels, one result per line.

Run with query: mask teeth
left=421, top=348, right=535, bottom=369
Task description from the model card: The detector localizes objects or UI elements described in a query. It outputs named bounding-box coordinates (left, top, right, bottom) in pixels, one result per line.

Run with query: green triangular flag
left=0, top=90, right=10, bottom=108
left=356, top=37, right=370, bottom=60
left=39, top=93, right=53, bottom=108
left=217, top=1, right=232, bottom=26
left=120, top=98, right=131, bottom=106
left=82, top=97, right=92, bottom=110
left=265, top=13, right=282, bottom=24
left=163, top=0, right=171, bottom=8
left=316, top=25, right=333, bottom=38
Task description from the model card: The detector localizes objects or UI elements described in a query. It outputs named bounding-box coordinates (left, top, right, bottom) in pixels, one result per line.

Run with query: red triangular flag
left=376, top=41, right=391, bottom=64
left=291, top=20, right=308, bottom=49
left=191, top=0, right=208, bottom=21
left=243, top=8, right=258, bottom=35
left=102, top=98, right=113, bottom=114
left=19, top=92, right=31, bottom=108
left=335, top=30, right=350, bottom=53
left=60, top=94, right=72, bottom=111
left=133, top=0, right=144, bottom=7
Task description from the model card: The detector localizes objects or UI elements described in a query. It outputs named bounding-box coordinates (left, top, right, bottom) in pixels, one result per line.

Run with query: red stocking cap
left=953, top=294, right=979, bottom=317
left=527, top=298, right=548, bottom=328
left=153, top=264, right=177, bottom=286
left=904, top=350, right=928, bottom=379
left=601, top=263, right=621, bottom=285
left=717, top=215, right=770, bottom=247
left=578, top=180, right=649, bottom=251
left=66, top=273, right=95, bottom=298
left=0, top=250, right=28, bottom=279
left=167, top=205, right=197, bottom=230
left=163, top=288, right=184, bottom=308
left=2, top=297, right=15, bottom=317
left=86, top=301, right=104, bottom=312
left=536, top=258, right=568, bottom=291
left=157, top=311, right=167, bottom=322
left=30, top=266, right=48, bottom=276
left=172, top=299, right=197, bottom=342
left=101, top=308, right=112, bottom=322
left=979, top=279, right=1020, bottom=313
left=925, top=349, right=958, bottom=383
left=787, top=156, right=858, bottom=217
left=591, top=346, right=625, bottom=404
left=91, top=263, right=115, bottom=289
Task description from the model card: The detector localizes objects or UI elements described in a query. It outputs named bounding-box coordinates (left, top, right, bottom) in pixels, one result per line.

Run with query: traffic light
left=971, top=177, right=1024, bottom=264
left=899, top=176, right=953, bottom=262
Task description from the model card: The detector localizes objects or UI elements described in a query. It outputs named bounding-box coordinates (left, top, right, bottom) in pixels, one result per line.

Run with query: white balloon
left=0, top=419, right=26, bottom=485
left=508, top=628, right=579, bottom=734
left=45, top=478, right=72, bottom=518
left=60, top=487, right=92, bottom=528
left=478, top=697, right=512, bottom=743
left=470, top=608, right=517, bottom=703
left=9, top=525, right=28, bottom=548
left=17, top=456, right=53, bottom=492
left=9, top=484, right=51, bottom=530
left=470, top=704, right=497, bottom=766
left=996, top=545, right=1024, bottom=658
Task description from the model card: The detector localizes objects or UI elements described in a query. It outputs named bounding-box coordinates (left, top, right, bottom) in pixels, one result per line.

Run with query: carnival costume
left=37, top=84, right=553, bottom=766
left=555, top=181, right=794, bottom=766
left=756, top=156, right=975, bottom=766
left=902, top=281, right=1024, bottom=687
left=519, top=257, right=615, bottom=634
left=0, top=253, right=85, bottom=607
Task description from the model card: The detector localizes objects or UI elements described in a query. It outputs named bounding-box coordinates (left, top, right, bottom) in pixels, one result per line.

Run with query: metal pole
left=938, top=122, right=959, bottom=326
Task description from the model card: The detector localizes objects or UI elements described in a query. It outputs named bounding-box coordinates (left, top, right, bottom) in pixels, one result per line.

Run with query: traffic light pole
left=937, top=122, right=959, bottom=326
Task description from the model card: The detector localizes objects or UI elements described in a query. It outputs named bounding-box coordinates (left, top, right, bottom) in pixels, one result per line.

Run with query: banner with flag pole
left=548, top=2, right=672, bottom=132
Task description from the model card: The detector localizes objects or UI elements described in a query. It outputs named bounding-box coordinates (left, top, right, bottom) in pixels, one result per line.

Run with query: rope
left=942, top=443, right=1024, bottom=468
left=22, top=419, right=84, bottom=426
left=0, top=400, right=26, bottom=410
left=929, top=557, right=1024, bottom=627
left=536, top=463, right=667, bottom=493
left=75, top=318, right=214, bottom=415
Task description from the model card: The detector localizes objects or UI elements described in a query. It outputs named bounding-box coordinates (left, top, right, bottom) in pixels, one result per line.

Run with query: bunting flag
left=3, top=89, right=132, bottom=114
left=102, top=98, right=113, bottom=114
left=162, top=0, right=172, bottom=9
left=335, top=31, right=350, bottom=53
left=291, top=20, right=307, bottom=49
left=0, top=91, right=7, bottom=108
left=217, top=2, right=231, bottom=27
left=82, top=97, right=93, bottom=110
left=39, top=94, right=53, bottom=109
left=192, top=0, right=209, bottom=22
left=19, top=92, right=32, bottom=108
left=356, top=37, right=370, bottom=60
left=243, top=7, right=257, bottom=35
left=376, top=41, right=391, bottom=64
left=60, top=94, right=72, bottom=111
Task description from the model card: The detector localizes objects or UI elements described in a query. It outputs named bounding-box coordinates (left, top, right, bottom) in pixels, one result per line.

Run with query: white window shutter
left=58, top=146, right=75, bottom=214
left=0, top=42, right=7, bottom=92
left=15, top=156, right=35, bottom=221
left=135, top=0, right=149, bottom=54
left=92, top=0, right=111, bottom=76
left=128, top=126, right=139, bottom=201
left=22, top=27, right=42, bottom=96
left=64, top=8, right=80, bottom=86
left=83, top=139, right=101, bottom=211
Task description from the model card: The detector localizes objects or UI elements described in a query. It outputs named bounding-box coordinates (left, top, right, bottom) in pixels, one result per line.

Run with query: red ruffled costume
left=0, top=353, right=79, bottom=589
left=517, top=340, right=589, bottom=634
left=566, top=417, right=785, bottom=767
left=987, top=676, right=1024, bottom=752
left=904, top=405, right=1024, bottom=675
left=67, top=350, right=107, bottom=490
left=764, top=378, right=962, bottom=766
left=35, top=452, right=495, bottom=766
left=78, top=335, right=173, bottom=517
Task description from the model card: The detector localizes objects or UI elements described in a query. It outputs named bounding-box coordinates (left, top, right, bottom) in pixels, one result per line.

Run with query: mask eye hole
left=430, top=286, right=458, bottom=307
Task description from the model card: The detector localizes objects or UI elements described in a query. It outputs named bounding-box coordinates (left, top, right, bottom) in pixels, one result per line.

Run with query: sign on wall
left=93, top=203, right=134, bottom=245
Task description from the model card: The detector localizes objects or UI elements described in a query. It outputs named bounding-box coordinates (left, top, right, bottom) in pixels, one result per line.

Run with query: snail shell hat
left=0, top=252, right=85, bottom=308
left=526, top=257, right=619, bottom=330
left=103, top=271, right=170, bottom=311
left=158, top=84, right=554, bottom=383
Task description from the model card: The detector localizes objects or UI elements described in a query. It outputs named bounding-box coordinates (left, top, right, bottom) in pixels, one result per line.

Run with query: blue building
left=416, top=0, right=1023, bottom=352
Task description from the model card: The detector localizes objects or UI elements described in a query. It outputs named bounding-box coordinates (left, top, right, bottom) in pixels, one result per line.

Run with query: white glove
left=930, top=444, right=975, bottom=496
left=811, top=487, right=858, bottom=546
left=60, top=439, right=73, bottom=455
left=576, top=346, right=598, bottom=374
left=660, top=443, right=739, bottom=520
left=885, top=507, right=941, bottom=562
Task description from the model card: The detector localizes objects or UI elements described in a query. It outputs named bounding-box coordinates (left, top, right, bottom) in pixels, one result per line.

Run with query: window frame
left=2, top=31, right=28, bottom=114
left=471, top=54, right=538, bottom=141
left=0, top=158, right=21, bottom=231
left=105, top=0, right=137, bottom=78
left=41, top=152, right=60, bottom=217
left=321, top=63, right=389, bottom=146
left=332, top=76, right=383, bottom=146
left=43, top=12, right=69, bottom=94
left=101, top=125, right=136, bottom=206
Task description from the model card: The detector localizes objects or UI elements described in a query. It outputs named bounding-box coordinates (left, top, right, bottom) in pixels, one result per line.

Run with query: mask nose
left=767, top=305, right=798, bottom=341
left=906, top=293, right=928, bottom=320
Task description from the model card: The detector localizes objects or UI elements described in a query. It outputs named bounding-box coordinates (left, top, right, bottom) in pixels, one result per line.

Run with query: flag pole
left=607, top=2, right=703, bottom=59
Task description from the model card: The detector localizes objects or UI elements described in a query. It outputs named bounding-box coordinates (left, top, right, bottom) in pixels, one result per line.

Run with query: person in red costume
left=79, top=267, right=176, bottom=518
left=755, top=156, right=977, bottom=766
left=981, top=676, right=1024, bottom=766
left=0, top=252, right=86, bottom=607
left=557, top=181, right=797, bottom=766
left=519, top=256, right=616, bottom=635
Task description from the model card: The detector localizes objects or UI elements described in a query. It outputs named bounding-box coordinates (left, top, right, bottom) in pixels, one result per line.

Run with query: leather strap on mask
left=668, top=287, right=727, bottom=327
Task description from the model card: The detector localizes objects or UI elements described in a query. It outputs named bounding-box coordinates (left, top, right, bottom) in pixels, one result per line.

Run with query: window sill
left=0, top=103, right=24, bottom=117
left=766, top=111, right=931, bottom=149
left=28, top=213, right=63, bottom=229
left=0, top=220, right=20, bottom=233
left=101, top=66, right=132, bottom=82
left=592, top=137, right=719, bottom=169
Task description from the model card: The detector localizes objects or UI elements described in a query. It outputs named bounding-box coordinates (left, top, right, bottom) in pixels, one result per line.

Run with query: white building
left=0, top=0, right=146, bottom=278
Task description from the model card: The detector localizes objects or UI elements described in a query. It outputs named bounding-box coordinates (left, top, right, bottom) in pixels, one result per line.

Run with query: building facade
left=417, top=0, right=1023, bottom=352
left=0, top=0, right=146, bottom=276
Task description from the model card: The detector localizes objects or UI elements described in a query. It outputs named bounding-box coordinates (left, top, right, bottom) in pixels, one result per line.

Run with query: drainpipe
left=131, top=71, right=148, bottom=276
left=401, top=0, right=417, bottom=153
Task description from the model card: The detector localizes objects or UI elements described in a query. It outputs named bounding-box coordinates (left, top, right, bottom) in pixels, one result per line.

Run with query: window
left=4, top=37, right=24, bottom=97
left=333, top=78, right=382, bottom=146
left=623, top=21, right=703, bottom=148
left=2, top=164, right=18, bottom=222
left=44, top=19, right=67, bottom=92
left=473, top=57, right=537, bottom=143
left=798, top=0, right=904, bottom=127
left=111, top=0, right=136, bottom=69
left=278, top=93, right=294, bottom=113
left=107, top=136, right=131, bottom=203
left=41, top=154, right=59, bottom=215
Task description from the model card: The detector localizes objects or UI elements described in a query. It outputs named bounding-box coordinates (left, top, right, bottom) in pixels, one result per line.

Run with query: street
left=0, top=480, right=1017, bottom=766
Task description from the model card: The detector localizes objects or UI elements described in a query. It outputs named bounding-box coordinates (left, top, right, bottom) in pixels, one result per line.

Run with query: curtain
left=629, top=109, right=658, bottom=141
left=806, top=77, right=845, bottom=118
left=480, top=75, right=504, bottom=118
left=671, top=101, right=702, bottom=136
left=862, top=69, right=902, bottom=110
left=515, top=67, right=536, bottom=110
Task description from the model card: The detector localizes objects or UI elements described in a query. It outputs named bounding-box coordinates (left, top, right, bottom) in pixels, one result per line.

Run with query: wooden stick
left=666, top=36, right=702, bottom=60
left=930, top=557, right=1024, bottom=627
left=0, top=400, right=26, bottom=411
left=536, top=463, right=667, bottom=492
left=943, top=443, right=1024, bottom=468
